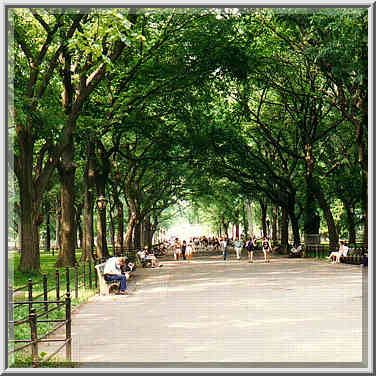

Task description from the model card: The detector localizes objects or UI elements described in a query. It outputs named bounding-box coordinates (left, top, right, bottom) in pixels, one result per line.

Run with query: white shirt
left=341, top=245, right=349, bottom=257
left=103, top=257, right=122, bottom=275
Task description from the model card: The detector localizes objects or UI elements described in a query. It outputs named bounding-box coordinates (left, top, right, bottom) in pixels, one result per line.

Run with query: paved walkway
left=40, top=255, right=367, bottom=367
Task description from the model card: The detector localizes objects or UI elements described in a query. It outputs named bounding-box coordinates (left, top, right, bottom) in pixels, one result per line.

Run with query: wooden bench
left=136, top=253, right=152, bottom=268
left=95, top=263, right=135, bottom=296
left=340, top=248, right=367, bottom=265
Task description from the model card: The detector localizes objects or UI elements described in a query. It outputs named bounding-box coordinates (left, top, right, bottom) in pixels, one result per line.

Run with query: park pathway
left=40, top=254, right=367, bottom=367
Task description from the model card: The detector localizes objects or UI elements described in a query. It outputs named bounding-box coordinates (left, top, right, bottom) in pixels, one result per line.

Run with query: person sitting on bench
left=144, top=246, right=162, bottom=268
left=289, top=243, right=302, bottom=257
left=326, top=241, right=349, bottom=264
left=103, top=256, right=128, bottom=295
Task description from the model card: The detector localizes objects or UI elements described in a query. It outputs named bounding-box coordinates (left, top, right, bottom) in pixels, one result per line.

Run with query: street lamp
left=96, top=195, right=108, bottom=259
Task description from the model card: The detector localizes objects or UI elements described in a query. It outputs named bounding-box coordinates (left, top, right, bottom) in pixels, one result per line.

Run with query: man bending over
left=103, top=257, right=128, bottom=295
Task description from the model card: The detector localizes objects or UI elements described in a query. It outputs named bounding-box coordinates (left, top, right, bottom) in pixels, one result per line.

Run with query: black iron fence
left=8, top=291, right=71, bottom=368
left=8, top=261, right=99, bottom=367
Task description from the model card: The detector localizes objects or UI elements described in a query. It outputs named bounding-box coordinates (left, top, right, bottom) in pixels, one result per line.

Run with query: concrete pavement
left=39, top=254, right=367, bottom=367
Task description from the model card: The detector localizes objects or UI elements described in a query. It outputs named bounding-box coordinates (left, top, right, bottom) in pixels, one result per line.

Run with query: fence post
left=66, top=267, right=70, bottom=295
left=43, top=274, right=48, bottom=318
left=88, top=261, right=92, bottom=289
left=29, top=308, right=38, bottom=368
left=28, top=279, right=33, bottom=314
left=65, top=292, right=72, bottom=361
left=8, top=283, right=14, bottom=344
left=74, top=264, right=78, bottom=299
left=56, top=269, right=60, bottom=301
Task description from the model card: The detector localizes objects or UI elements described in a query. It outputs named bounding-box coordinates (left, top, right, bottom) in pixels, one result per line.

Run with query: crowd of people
left=161, top=235, right=276, bottom=264
left=102, top=235, right=363, bottom=296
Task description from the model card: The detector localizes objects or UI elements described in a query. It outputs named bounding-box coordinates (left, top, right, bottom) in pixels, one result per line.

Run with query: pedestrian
left=234, top=237, right=243, bottom=260
left=182, top=240, right=187, bottom=260
left=247, top=237, right=255, bottom=263
left=262, top=236, right=272, bottom=263
left=174, top=238, right=182, bottom=261
left=186, top=240, right=193, bottom=262
left=220, top=237, right=228, bottom=261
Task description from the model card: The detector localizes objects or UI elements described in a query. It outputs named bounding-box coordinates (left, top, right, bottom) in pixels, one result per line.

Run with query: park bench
left=136, top=252, right=153, bottom=268
left=340, top=248, right=367, bottom=265
left=95, top=263, right=135, bottom=296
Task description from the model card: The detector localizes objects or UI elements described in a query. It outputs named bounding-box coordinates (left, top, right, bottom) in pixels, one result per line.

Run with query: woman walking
left=247, top=236, right=255, bottom=263
left=186, top=240, right=193, bottom=262
left=262, top=236, right=272, bottom=263
left=234, top=237, right=243, bottom=260
left=174, top=238, right=182, bottom=261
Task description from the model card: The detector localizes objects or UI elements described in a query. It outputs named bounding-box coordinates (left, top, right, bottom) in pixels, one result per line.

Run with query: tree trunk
left=109, top=206, right=116, bottom=255
left=81, top=187, right=94, bottom=262
left=235, top=223, right=239, bottom=239
left=260, top=200, right=267, bottom=237
left=46, top=211, right=51, bottom=254
left=312, top=178, right=338, bottom=250
left=19, top=210, right=40, bottom=272
left=303, top=145, right=319, bottom=236
left=287, top=193, right=300, bottom=246
left=344, top=204, right=356, bottom=245
left=222, top=219, right=229, bottom=239
left=17, top=220, right=22, bottom=251
left=246, top=200, right=253, bottom=238
left=56, top=121, right=77, bottom=267
left=134, top=220, right=141, bottom=250
left=280, top=206, right=289, bottom=252
left=142, top=216, right=151, bottom=248
left=271, top=206, right=278, bottom=244
left=56, top=210, right=61, bottom=251
left=143, top=216, right=152, bottom=249
left=116, top=201, right=124, bottom=253
left=289, top=212, right=301, bottom=247
left=241, top=201, right=248, bottom=238
left=124, top=213, right=136, bottom=250
left=74, top=204, right=82, bottom=249
left=16, top=131, right=41, bottom=272
left=81, top=139, right=95, bottom=262
left=56, top=162, right=77, bottom=267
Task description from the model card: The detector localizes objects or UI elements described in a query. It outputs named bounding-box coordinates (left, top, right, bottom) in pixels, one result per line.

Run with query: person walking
left=234, top=237, right=243, bottom=260
left=220, top=237, right=228, bottom=261
left=182, top=240, right=187, bottom=260
left=186, top=240, right=193, bottom=262
left=247, top=236, right=255, bottom=263
left=174, top=238, right=182, bottom=261
left=262, top=236, right=272, bottom=263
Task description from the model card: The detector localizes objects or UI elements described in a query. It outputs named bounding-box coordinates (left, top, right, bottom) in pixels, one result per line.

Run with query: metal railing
left=8, top=291, right=71, bottom=367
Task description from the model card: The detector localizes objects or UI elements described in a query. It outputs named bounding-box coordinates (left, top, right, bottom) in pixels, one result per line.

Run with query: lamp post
left=266, top=216, right=270, bottom=237
left=96, top=195, right=108, bottom=259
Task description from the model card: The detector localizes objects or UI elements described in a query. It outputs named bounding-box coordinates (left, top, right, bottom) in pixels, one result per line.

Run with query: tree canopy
left=8, top=7, right=368, bottom=271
